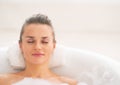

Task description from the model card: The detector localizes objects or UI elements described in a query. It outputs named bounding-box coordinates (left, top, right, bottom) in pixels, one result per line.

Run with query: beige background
left=0, top=0, right=120, bottom=62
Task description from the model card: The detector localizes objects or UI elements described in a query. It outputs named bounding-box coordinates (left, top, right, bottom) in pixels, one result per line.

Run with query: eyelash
left=27, top=41, right=34, bottom=43
left=27, top=41, right=48, bottom=44
left=42, top=41, right=49, bottom=44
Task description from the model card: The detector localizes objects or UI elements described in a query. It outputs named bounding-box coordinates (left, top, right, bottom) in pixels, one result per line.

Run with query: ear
left=19, top=41, right=22, bottom=51
left=53, top=42, right=56, bottom=49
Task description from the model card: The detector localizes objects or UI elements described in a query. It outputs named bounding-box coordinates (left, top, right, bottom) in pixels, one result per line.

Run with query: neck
left=22, top=62, right=54, bottom=78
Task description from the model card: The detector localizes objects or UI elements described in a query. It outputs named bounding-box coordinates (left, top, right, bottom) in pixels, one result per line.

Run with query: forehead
left=23, top=24, right=53, bottom=38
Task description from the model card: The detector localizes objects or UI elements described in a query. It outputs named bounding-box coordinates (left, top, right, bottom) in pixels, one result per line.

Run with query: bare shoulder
left=60, top=76, right=78, bottom=85
left=0, top=73, right=11, bottom=85
left=0, top=73, right=23, bottom=85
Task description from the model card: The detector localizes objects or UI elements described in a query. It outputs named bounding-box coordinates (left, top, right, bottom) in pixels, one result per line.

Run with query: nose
left=34, top=42, right=42, bottom=51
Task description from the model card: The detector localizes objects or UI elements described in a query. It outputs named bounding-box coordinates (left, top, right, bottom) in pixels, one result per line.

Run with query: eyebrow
left=26, top=36, right=34, bottom=39
left=25, top=36, right=49, bottom=39
left=42, top=37, right=49, bottom=39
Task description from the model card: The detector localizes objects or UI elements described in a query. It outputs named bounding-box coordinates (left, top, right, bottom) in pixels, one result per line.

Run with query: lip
left=32, top=53, right=44, bottom=57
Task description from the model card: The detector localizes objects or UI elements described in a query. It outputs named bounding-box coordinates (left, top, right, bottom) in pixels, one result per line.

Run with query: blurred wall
left=0, top=1, right=120, bottom=62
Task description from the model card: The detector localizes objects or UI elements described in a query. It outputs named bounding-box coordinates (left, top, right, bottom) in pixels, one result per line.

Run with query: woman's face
left=19, top=24, right=55, bottom=65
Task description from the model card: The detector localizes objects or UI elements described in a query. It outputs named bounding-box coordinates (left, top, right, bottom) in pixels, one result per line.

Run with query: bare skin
left=0, top=73, right=77, bottom=85
left=0, top=24, right=77, bottom=85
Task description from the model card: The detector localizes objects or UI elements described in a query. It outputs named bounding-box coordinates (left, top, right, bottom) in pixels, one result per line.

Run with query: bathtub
left=0, top=43, right=120, bottom=85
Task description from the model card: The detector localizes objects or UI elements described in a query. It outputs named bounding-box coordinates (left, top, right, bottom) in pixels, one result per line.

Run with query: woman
left=0, top=14, right=77, bottom=85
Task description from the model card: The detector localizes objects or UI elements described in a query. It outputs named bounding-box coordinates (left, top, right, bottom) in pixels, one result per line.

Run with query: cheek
left=21, top=44, right=32, bottom=58
left=45, top=45, right=55, bottom=56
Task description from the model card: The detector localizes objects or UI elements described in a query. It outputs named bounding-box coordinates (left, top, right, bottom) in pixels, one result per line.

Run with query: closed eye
left=41, top=41, right=49, bottom=44
left=27, top=40, right=35, bottom=43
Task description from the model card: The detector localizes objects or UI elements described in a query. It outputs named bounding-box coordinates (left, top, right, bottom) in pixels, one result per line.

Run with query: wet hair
left=19, top=14, right=56, bottom=43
